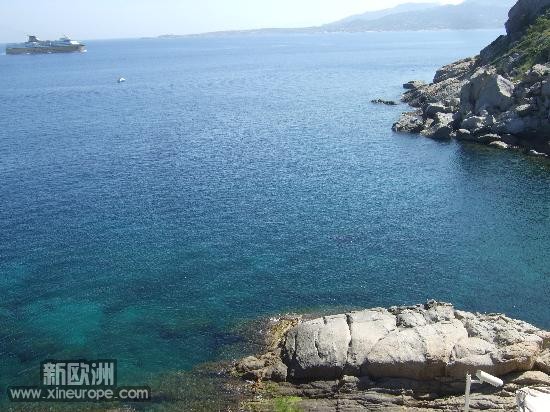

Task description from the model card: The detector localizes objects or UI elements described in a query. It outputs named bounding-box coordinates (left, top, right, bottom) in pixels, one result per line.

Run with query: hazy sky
left=0, top=0, right=462, bottom=42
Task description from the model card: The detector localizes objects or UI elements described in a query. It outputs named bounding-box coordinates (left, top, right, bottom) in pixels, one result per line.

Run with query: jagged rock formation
left=233, top=302, right=550, bottom=411
left=393, top=0, right=550, bottom=157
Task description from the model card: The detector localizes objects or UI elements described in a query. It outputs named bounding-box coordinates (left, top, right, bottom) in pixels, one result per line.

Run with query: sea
left=0, top=30, right=549, bottom=409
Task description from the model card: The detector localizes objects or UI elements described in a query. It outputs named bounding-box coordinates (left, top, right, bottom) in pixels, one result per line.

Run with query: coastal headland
left=393, top=0, right=550, bottom=158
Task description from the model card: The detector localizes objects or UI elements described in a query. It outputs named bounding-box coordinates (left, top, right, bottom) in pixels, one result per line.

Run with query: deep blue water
left=1, top=31, right=549, bottom=396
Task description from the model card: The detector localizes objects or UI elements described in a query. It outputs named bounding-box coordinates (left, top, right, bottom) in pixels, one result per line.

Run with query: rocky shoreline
left=231, top=301, right=550, bottom=411
left=393, top=0, right=550, bottom=158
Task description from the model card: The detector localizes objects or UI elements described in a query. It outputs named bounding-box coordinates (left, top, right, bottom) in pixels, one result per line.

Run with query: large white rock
left=392, top=111, right=425, bottom=134
left=284, top=314, right=351, bottom=380
left=346, top=309, right=396, bottom=375
left=421, top=112, right=455, bottom=140
left=460, top=114, right=493, bottom=134
left=460, top=68, right=515, bottom=115
left=366, top=319, right=468, bottom=380
left=282, top=302, right=549, bottom=382
left=477, top=75, right=515, bottom=112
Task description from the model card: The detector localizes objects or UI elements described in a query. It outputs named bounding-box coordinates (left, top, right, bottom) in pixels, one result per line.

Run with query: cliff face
left=393, top=0, right=550, bottom=156
left=506, top=0, right=550, bottom=37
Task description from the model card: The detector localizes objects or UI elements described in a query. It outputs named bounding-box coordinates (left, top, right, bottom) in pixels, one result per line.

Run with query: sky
left=0, top=0, right=462, bottom=42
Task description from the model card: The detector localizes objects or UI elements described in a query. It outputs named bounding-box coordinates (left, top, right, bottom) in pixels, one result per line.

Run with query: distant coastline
left=149, top=28, right=505, bottom=40
left=152, top=0, right=513, bottom=39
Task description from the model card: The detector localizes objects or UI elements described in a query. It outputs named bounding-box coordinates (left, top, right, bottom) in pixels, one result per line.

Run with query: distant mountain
left=328, top=3, right=440, bottom=26
left=322, top=0, right=517, bottom=32
left=159, top=0, right=517, bottom=38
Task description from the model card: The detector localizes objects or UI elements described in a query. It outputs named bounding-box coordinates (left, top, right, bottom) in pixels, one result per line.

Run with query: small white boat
left=117, top=77, right=126, bottom=83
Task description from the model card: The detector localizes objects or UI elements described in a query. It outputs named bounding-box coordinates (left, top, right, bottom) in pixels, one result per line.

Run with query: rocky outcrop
left=401, top=58, right=477, bottom=109
left=421, top=112, right=455, bottom=140
left=234, top=302, right=550, bottom=411
left=280, top=302, right=548, bottom=382
left=403, top=80, right=426, bottom=90
left=393, top=0, right=550, bottom=157
left=391, top=111, right=425, bottom=134
left=460, top=67, right=515, bottom=114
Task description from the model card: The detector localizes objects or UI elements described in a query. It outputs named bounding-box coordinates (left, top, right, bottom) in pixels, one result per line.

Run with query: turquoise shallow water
left=0, top=31, right=549, bottom=398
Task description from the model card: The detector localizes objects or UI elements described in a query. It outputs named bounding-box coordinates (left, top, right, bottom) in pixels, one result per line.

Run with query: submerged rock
left=371, top=98, right=397, bottom=106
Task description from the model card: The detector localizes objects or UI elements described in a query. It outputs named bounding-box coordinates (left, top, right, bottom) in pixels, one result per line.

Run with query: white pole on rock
left=464, top=373, right=473, bottom=412
left=464, top=370, right=504, bottom=412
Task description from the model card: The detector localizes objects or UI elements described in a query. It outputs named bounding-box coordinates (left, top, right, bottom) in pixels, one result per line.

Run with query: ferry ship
left=6, top=35, right=86, bottom=55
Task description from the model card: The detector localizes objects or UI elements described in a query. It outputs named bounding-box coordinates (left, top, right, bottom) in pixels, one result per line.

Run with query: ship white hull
left=6, top=44, right=86, bottom=55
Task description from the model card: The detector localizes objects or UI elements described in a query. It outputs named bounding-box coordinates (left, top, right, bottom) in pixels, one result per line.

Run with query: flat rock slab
left=281, top=301, right=549, bottom=381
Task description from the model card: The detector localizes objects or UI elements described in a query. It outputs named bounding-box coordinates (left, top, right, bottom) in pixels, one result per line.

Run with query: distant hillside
left=159, top=0, right=517, bottom=38
left=327, top=3, right=439, bottom=26
left=322, top=0, right=517, bottom=32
